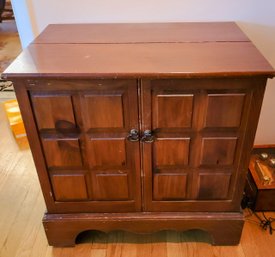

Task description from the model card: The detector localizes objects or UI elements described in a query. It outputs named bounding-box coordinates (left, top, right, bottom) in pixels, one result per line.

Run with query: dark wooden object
left=0, top=0, right=14, bottom=22
left=244, top=146, right=275, bottom=211
left=3, top=22, right=275, bottom=246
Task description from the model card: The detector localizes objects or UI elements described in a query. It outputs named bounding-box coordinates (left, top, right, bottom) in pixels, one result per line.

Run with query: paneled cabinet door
left=141, top=79, right=253, bottom=212
left=30, top=80, right=141, bottom=212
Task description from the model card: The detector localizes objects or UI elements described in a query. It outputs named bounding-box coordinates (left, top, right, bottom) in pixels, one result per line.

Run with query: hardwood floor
left=1, top=21, right=275, bottom=257
left=0, top=20, right=21, bottom=101
left=0, top=20, right=21, bottom=73
left=1, top=103, right=275, bottom=257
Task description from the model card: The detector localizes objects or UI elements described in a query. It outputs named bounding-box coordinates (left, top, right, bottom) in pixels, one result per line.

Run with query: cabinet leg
left=43, top=225, right=78, bottom=247
left=208, top=222, right=244, bottom=245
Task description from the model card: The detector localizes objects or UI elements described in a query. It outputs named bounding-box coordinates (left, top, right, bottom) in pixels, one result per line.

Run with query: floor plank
left=106, top=232, right=123, bottom=257
left=0, top=20, right=21, bottom=73
left=240, top=213, right=275, bottom=257
left=151, top=231, right=167, bottom=257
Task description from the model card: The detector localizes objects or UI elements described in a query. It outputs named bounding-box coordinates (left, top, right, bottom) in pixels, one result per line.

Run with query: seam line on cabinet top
left=31, top=40, right=250, bottom=45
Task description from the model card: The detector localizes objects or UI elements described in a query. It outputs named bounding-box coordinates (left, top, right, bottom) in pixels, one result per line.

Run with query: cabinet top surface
left=32, top=22, right=250, bottom=44
left=3, top=22, right=275, bottom=79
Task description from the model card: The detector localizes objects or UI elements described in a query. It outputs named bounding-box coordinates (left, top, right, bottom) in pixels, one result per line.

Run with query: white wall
left=11, top=0, right=275, bottom=145
left=10, top=0, right=34, bottom=48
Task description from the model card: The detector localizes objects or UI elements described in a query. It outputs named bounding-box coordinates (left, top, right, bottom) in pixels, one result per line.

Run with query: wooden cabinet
left=3, top=22, right=275, bottom=246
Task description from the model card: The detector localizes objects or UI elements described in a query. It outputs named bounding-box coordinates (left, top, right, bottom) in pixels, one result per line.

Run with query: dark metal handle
left=127, top=129, right=139, bottom=142
left=141, top=130, right=154, bottom=143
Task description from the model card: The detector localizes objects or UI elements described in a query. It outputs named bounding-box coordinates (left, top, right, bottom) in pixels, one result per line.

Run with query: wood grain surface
left=1, top=104, right=275, bottom=256
left=3, top=42, right=274, bottom=79
left=1, top=22, right=275, bottom=255
left=2, top=22, right=275, bottom=249
left=32, top=22, right=250, bottom=44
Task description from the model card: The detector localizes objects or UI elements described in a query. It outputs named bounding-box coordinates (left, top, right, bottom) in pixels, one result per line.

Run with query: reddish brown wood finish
left=33, top=22, right=250, bottom=44
left=205, top=93, right=245, bottom=128
left=3, top=23, right=275, bottom=246
left=43, top=212, right=244, bottom=247
left=51, top=173, right=89, bottom=201
left=27, top=79, right=142, bottom=213
left=153, top=174, right=188, bottom=200
left=41, top=137, right=83, bottom=168
left=141, top=78, right=265, bottom=212
left=31, top=94, right=76, bottom=130
left=3, top=42, right=274, bottom=79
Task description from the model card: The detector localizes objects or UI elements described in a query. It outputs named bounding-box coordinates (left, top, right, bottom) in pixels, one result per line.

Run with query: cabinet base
left=43, top=211, right=244, bottom=247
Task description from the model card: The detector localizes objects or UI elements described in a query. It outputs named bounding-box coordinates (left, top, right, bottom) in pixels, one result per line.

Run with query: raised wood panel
left=88, top=138, right=126, bottom=168
left=82, top=94, right=124, bottom=129
left=41, top=138, right=82, bottom=168
left=153, top=94, right=193, bottom=128
left=31, top=94, right=76, bottom=130
left=205, top=93, right=245, bottom=128
left=94, top=174, right=129, bottom=200
left=141, top=79, right=256, bottom=212
left=154, top=138, right=190, bottom=167
left=200, top=137, right=237, bottom=166
left=51, top=174, right=88, bottom=201
left=198, top=173, right=231, bottom=199
left=153, top=173, right=187, bottom=200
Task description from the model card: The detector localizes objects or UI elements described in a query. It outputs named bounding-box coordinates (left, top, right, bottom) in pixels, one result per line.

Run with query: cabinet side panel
left=231, top=80, right=267, bottom=209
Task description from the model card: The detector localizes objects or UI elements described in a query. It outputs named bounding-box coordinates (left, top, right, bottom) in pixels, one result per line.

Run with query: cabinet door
left=77, top=82, right=141, bottom=207
left=141, top=78, right=256, bottom=212
left=30, top=79, right=141, bottom=213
